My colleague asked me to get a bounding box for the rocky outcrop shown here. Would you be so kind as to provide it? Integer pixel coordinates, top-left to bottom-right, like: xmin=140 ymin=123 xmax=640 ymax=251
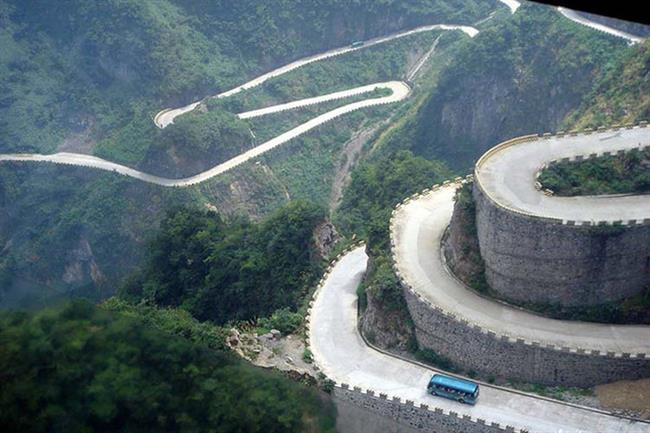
xmin=360 ymin=256 xmax=415 ymax=352
xmin=442 ymin=185 xmax=485 ymax=289
xmin=314 ymin=221 xmax=341 ymax=258
xmin=407 ymin=4 xmax=624 ymax=170
xmin=360 ymin=288 xmax=414 ymax=351
xmin=62 ymin=236 xmax=104 ymax=286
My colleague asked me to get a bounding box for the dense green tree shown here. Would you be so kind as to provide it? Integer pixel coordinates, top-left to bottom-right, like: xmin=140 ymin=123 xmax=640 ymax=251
xmin=336 ymin=150 xmax=451 ymax=253
xmin=336 ymin=150 xmax=451 ymax=315
xmin=0 ymin=301 xmax=337 ymax=433
xmin=125 ymin=201 xmax=325 ymax=323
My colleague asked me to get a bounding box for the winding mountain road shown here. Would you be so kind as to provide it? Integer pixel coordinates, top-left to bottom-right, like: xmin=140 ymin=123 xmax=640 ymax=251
xmin=153 ymin=24 xmax=477 ymax=129
xmin=1 ymin=1 xmax=643 ymax=185
xmin=0 ymin=82 xmax=411 ymax=187
xmin=558 ymin=7 xmax=645 ymax=44
xmin=476 ymin=127 xmax=650 ymax=223
xmin=309 ymin=130 xmax=650 ymax=433
xmin=308 ymin=246 xmax=650 ymax=433
xmin=0 ymin=25 xmax=478 ymax=186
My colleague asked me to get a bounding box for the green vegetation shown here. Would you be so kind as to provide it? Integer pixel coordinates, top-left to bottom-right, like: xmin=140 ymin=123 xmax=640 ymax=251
xmin=337 ymin=150 xmax=451 ymax=249
xmin=215 ymin=31 xmax=439 ymax=114
xmin=0 ymin=300 xmax=337 ymax=432
xmin=448 ymin=182 xmax=490 ymax=294
xmin=120 ymin=201 xmax=325 ymax=324
xmin=336 ymin=150 xmax=451 ymax=346
xmin=564 ymin=41 xmax=650 ymax=128
xmin=102 ymin=297 xmax=230 ymax=350
xmin=375 ymin=2 xmax=630 ymax=170
xmin=539 ymin=148 xmax=650 ymax=196
xmin=508 ymin=381 xmax=595 ymax=401
xmin=0 ymin=163 xmax=196 ymax=308
xmin=0 ymin=0 xmax=493 ymax=159
xmin=246 ymin=88 xmax=392 ymax=144
xmin=521 ymin=285 xmax=650 ymax=325
xmin=0 ymin=0 xmax=477 ymax=305
xmin=415 ymin=348 xmax=460 ymax=373
xmin=303 ymin=348 xmax=314 ymax=364
xmin=257 ymin=308 xmax=304 ymax=335
xmin=448 ymin=184 xmax=650 ymax=324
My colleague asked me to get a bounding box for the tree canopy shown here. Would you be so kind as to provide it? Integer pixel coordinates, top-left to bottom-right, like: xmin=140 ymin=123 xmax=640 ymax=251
xmin=122 ymin=201 xmax=325 ymax=323
xmin=0 ymin=300 xmax=337 ymax=433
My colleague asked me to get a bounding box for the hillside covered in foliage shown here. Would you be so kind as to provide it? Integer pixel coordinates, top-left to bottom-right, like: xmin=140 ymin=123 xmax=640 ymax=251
xmin=120 ymin=201 xmax=325 ymax=324
xmin=0 ymin=0 xmax=496 ymax=307
xmin=377 ymin=2 xmax=632 ymax=170
xmin=0 ymin=301 xmax=337 ymax=432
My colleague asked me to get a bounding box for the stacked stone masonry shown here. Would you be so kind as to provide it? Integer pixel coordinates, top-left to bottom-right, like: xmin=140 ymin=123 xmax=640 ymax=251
xmin=402 ymin=285 xmax=650 ymax=387
xmin=389 ymin=124 xmax=650 ymax=386
xmin=333 ymin=385 xmax=528 ymax=433
xmin=472 ymin=182 xmax=650 ymax=307
xmin=470 ymin=125 xmax=650 ymax=306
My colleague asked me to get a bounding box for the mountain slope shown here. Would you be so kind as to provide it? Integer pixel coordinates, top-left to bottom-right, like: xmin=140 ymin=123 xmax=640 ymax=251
xmin=377 ymin=2 xmax=631 ymax=170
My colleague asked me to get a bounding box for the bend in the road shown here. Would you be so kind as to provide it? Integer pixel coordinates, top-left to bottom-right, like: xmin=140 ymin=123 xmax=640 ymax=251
xmin=153 ymin=24 xmax=478 ymax=129
xmin=308 ymin=245 xmax=650 ymax=433
xmin=475 ymin=126 xmax=650 ymax=223
xmin=557 ymin=7 xmax=645 ymax=44
xmin=0 ymin=82 xmax=410 ymax=187
xmin=391 ymin=179 xmax=650 ymax=354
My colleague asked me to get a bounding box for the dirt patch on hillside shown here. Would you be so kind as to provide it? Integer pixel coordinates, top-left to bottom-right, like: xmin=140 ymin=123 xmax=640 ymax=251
xmin=596 ymin=378 xmax=650 ymax=419
xmin=226 ymin=328 xmax=319 ymax=378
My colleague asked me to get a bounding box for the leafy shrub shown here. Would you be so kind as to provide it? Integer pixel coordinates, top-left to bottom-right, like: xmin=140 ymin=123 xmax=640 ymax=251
xmin=258 ymin=308 xmax=304 ymax=335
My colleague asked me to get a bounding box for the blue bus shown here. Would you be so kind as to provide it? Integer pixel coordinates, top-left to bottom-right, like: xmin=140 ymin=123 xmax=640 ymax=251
xmin=351 ymin=41 xmax=364 ymax=48
xmin=427 ymin=374 xmax=479 ymax=405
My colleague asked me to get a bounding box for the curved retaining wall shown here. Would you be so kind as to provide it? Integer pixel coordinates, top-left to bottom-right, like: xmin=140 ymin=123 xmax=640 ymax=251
xmin=473 ymin=182 xmax=650 ymax=306
xmin=304 ymin=244 xmax=529 ymax=433
xmin=389 ymin=177 xmax=650 ymax=387
xmin=402 ymin=282 xmax=650 ymax=387
xmin=472 ymin=125 xmax=650 ymax=307
xmin=333 ymin=385 xmax=527 ymax=433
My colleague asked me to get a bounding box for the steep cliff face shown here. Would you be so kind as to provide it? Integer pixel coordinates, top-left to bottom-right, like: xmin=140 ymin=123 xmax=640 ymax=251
xmin=359 ymin=256 xmax=415 ymax=352
xmin=398 ymin=3 xmax=629 ymax=169
xmin=441 ymin=184 xmax=485 ymax=291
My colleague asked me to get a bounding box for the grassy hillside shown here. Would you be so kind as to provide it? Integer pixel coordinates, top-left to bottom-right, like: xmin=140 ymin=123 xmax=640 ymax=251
xmin=0 ymin=0 xmax=496 ymax=159
xmin=0 ymin=0 xmax=468 ymax=304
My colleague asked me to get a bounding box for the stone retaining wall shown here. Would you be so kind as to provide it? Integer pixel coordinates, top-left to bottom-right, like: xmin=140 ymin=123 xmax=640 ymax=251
xmin=472 ymin=123 xmax=650 ymax=306
xmin=473 ymin=182 xmax=650 ymax=307
xmin=402 ymin=284 xmax=650 ymax=387
xmin=333 ymin=385 xmax=528 ymax=433
xmin=389 ymin=168 xmax=650 ymax=387
xmin=306 ymin=242 xmax=529 ymax=433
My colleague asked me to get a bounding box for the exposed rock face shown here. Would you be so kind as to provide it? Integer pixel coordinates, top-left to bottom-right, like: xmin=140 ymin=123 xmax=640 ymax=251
xmin=442 ymin=187 xmax=484 ymax=288
xmin=62 ymin=236 xmax=104 ymax=286
xmin=314 ymin=221 xmax=341 ymax=258
xmin=360 ymin=288 xmax=413 ymax=351
xmin=408 ymin=6 xmax=621 ymax=170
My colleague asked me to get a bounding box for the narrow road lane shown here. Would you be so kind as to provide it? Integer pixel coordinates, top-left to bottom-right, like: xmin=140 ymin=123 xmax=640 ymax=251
xmin=392 ymin=182 xmax=650 ymax=353
xmin=309 ymin=246 xmax=650 ymax=433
